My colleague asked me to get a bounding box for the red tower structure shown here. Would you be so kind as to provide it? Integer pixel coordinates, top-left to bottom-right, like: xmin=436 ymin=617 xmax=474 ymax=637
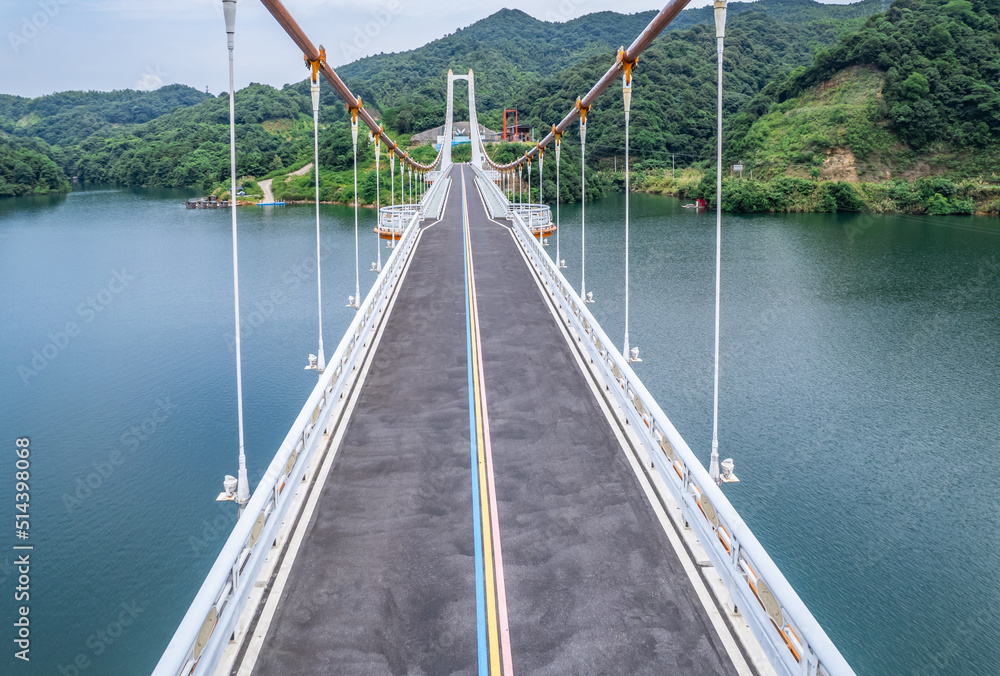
xmin=502 ymin=109 xmax=518 ymax=141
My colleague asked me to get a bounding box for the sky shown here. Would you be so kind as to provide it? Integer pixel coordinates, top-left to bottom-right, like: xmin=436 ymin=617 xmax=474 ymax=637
xmin=0 ymin=0 xmax=856 ymax=99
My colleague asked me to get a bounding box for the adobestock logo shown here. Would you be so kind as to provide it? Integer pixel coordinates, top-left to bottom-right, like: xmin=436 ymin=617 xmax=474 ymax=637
xmin=545 ymin=0 xmax=588 ymax=22
xmin=18 ymin=268 xmax=135 ymax=385
xmin=8 ymin=0 xmax=72 ymax=54
xmin=339 ymin=0 xmax=403 ymax=61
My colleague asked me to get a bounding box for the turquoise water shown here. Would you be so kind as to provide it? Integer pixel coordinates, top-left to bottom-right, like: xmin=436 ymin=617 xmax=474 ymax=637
xmin=547 ymin=192 xmax=1000 ymax=675
xmin=1 ymin=186 xmax=998 ymax=674
xmin=0 ymin=187 xmax=376 ymax=674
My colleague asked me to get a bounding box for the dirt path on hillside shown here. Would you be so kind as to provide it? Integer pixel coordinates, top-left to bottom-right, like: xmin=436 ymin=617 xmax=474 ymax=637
xmin=257 ymin=178 xmax=275 ymax=204
xmin=256 ymin=163 xmax=313 ymax=204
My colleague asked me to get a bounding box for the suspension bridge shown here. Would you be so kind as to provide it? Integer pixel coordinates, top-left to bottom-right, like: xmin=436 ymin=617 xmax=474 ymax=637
xmin=153 ymin=1 xmax=856 ymax=675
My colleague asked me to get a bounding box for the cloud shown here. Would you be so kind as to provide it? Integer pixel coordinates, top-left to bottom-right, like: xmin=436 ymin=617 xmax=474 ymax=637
xmin=79 ymin=0 xmax=216 ymax=15
xmin=4 ymin=0 xmax=851 ymax=98
xmin=134 ymin=69 xmax=165 ymax=91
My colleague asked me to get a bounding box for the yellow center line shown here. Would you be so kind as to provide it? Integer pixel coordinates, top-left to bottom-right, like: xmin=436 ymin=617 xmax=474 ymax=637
xmin=463 ymin=172 xmax=502 ymax=675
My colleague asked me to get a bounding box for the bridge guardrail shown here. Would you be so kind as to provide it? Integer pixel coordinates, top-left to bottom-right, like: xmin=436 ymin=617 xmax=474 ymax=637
xmin=475 ymin=176 xmax=510 ymax=219
xmin=510 ymin=203 xmax=552 ymax=228
xmin=420 ymin=177 xmax=450 ymax=220
xmin=471 ymin=164 xmax=854 ymax=676
xmin=152 ymin=169 xmax=451 ymax=676
xmin=379 ymin=204 xmax=421 ymax=237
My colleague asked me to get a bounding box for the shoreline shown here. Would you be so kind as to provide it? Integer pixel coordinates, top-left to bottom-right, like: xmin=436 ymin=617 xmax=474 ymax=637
xmin=634 ymin=170 xmax=1000 ymax=217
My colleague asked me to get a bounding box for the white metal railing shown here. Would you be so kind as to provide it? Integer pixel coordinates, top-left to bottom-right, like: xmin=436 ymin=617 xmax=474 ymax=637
xmin=475 ymin=177 xmax=509 ymax=219
xmin=511 ymin=203 xmax=552 ymax=228
xmin=151 ymin=172 xmax=453 ymax=676
xmin=378 ymin=204 xmax=421 ymax=237
xmin=471 ymin=164 xmax=854 ymax=676
xmin=420 ymin=177 xmax=450 ymax=220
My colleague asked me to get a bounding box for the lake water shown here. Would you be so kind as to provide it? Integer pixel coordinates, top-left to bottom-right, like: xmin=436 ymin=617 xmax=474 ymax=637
xmin=1 ymin=186 xmax=998 ymax=674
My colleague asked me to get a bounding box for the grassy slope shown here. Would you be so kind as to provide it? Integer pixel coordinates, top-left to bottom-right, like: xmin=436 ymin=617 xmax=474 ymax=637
xmin=640 ymin=0 xmax=1000 ymax=213
xmin=742 ymin=70 xmax=1000 ymax=184
xmin=740 ymin=65 xmax=896 ymax=181
xmin=508 ymin=0 xmax=879 ymax=171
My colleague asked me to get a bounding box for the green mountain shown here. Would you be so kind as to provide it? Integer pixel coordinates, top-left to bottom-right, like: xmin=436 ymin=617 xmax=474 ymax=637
xmin=506 ymin=0 xmax=879 ymax=171
xmin=333 ymin=0 xmax=879 ymax=134
xmin=0 ymin=84 xmax=212 ymax=147
xmin=48 ymin=1 xmax=874 ymax=196
xmin=13 ymin=0 xmax=994 ymax=214
xmin=733 ymin=0 xmax=1000 ymax=173
xmin=0 ymin=137 xmax=70 ymax=196
xmin=0 ymin=84 xmax=213 ymax=194
xmin=66 ymin=84 xmax=312 ymax=187
xmin=702 ymin=0 xmax=1000 ymax=214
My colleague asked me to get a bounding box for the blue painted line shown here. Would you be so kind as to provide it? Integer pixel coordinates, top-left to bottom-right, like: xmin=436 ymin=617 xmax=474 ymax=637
xmin=463 ymin=173 xmax=489 ymax=675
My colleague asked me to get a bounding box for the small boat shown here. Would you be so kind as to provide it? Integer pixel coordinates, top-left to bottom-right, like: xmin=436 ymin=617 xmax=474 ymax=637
xmin=183 ymin=197 xmax=231 ymax=209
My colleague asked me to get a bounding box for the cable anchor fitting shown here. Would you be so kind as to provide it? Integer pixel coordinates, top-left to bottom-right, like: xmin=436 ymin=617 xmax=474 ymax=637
xmin=304 ymin=46 xmax=327 ymax=82
xmin=575 ymin=98 xmax=591 ymax=126
xmin=619 ymin=48 xmax=637 ymax=115
xmin=347 ymin=97 xmax=362 ymax=145
xmin=617 ymin=48 xmax=638 ymax=86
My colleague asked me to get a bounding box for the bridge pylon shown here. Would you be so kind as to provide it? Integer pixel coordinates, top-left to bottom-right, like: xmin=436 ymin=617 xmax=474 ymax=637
xmin=442 ymin=69 xmax=484 ymax=169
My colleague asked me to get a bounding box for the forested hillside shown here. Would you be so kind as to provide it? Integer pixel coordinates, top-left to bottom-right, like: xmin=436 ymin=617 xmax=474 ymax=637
xmin=65 ymin=84 xmax=312 ymax=187
xmin=682 ymin=0 xmax=1000 ymax=213
xmin=7 ymin=0 xmax=997 ymax=215
xmin=336 ymin=0 xmax=878 ymax=135
xmin=0 ymin=137 xmax=70 ymax=196
xmin=0 ymin=84 xmax=212 ymax=194
xmin=0 ymin=84 xmax=211 ymax=147
xmin=332 ymin=8 xmax=658 ymax=132
xmin=764 ymin=0 xmax=1000 ymax=150
xmin=1 ymin=0 xmax=876 ymax=199
xmin=508 ymin=0 xmax=877 ymax=171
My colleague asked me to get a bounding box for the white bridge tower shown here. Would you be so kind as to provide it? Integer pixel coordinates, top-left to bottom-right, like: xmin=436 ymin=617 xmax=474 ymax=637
xmin=442 ymin=69 xmax=484 ymax=168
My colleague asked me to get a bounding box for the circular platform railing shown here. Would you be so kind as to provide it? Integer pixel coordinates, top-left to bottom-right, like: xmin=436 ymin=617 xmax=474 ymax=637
xmin=377 ymin=204 xmax=420 ymax=239
xmin=511 ymin=203 xmax=555 ymax=237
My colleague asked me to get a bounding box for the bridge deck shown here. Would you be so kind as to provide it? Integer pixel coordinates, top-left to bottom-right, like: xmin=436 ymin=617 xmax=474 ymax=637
xmin=244 ymin=165 xmax=740 ymax=675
